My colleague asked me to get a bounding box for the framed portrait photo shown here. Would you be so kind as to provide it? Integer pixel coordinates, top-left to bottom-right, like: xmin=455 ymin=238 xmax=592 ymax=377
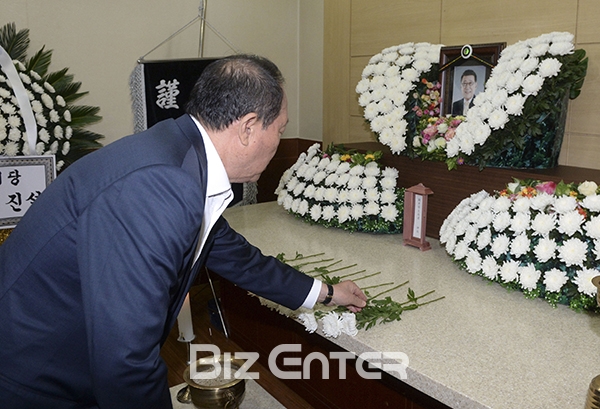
xmin=439 ymin=43 xmax=505 ymax=116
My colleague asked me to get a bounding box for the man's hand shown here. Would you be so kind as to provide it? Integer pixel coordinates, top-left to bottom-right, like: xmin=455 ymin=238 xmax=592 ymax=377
xmin=318 ymin=281 xmax=367 ymax=313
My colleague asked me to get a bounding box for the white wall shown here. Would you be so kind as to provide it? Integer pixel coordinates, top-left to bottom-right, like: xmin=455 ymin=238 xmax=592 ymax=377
xmin=1 ymin=0 xmax=323 ymax=145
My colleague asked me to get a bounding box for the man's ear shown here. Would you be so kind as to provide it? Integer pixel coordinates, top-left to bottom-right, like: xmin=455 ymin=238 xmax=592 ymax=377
xmin=238 ymin=113 xmax=259 ymax=147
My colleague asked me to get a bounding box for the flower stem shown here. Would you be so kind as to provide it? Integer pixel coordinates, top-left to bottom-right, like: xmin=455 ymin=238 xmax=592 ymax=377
xmin=370 ymin=280 xmax=409 ymax=299
xmin=353 ymin=271 xmax=381 ymax=282
xmin=361 ymin=282 xmax=394 ymax=290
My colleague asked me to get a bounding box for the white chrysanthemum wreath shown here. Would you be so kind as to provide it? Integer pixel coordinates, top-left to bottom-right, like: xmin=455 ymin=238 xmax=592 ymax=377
xmin=439 ymin=179 xmax=600 ymax=313
xmin=275 ymin=143 xmax=404 ymax=234
xmin=356 ymin=32 xmax=587 ymax=169
xmin=0 ymin=23 xmax=103 ymax=172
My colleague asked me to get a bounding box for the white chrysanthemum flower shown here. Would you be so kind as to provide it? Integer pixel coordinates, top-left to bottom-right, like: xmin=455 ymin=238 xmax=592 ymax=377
xmin=557 ymin=210 xmax=584 ymax=236
xmin=282 ymin=194 xmax=293 ymax=210
xmin=519 ymin=264 xmax=541 ymax=291
xmin=510 ymin=212 xmax=530 ymax=234
xmin=337 ymin=189 xmax=350 ymax=204
xmin=361 ymin=176 xmax=377 ymax=190
xmin=364 ymin=201 xmax=379 ymax=215
xmin=336 ymin=162 xmax=351 ymax=175
xmin=504 ymin=94 xmax=527 ymax=116
xmin=350 ymin=204 xmax=364 ymax=220
xmin=313 ymin=171 xmax=327 ymax=185
xmin=292 ymin=182 xmax=306 ymax=197
xmin=310 ymin=204 xmax=322 ymax=221
xmin=584 ymin=216 xmax=600 ymax=240
xmin=291 ymin=198 xmax=301 ymax=213
xmin=538 ymin=58 xmax=562 ymax=78
xmin=286 ymin=177 xmax=299 ymax=192
xmin=453 ymin=240 xmax=469 ymax=260
xmin=531 ymin=212 xmax=556 ymax=236
xmin=61 ymin=141 xmax=70 ymax=156
xmin=582 ymin=195 xmax=600 ymax=212
xmin=340 ymin=312 xmax=358 ymax=336
xmin=324 ymin=173 xmax=339 ymax=186
xmin=491 ymin=234 xmax=511 ymax=258
xmin=481 ymin=256 xmax=499 ymax=280
xmin=380 ymin=176 xmax=396 ymax=190
xmin=297 ymin=200 xmax=309 ymax=216
xmin=348 ymin=189 xmax=365 ymax=204
xmin=321 ymin=312 xmax=342 ymax=338
xmin=521 ymin=74 xmax=544 ymax=96
xmin=322 ymin=205 xmax=335 ymax=221
xmin=298 ymin=313 xmax=318 ymax=333
xmin=41 ymin=93 xmax=54 ymax=109
xmin=572 ymin=268 xmax=599 ymax=296
xmin=465 ymin=249 xmax=483 ymax=274
xmin=8 ymin=128 xmax=21 ymax=142
xmin=534 ymin=237 xmax=557 ymax=263
xmin=510 ymin=234 xmax=531 ymax=258
xmin=381 ymin=204 xmax=399 ymax=222
xmin=380 ymin=189 xmax=397 ymax=204
xmin=323 ymin=187 xmax=338 ymax=203
xmin=512 ymin=196 xmax=531 ymax=213
xmin=337 ymin=206 xmax=351 ymax=224
xmin=549 ymin=41 xmax=574 ymax=56
xmin=347 ymin=175 xmax=362 ymax=190
xmin=558 ymin=237 xmax=588 ymax=266
xmin=365 ymin=188 xmax=379 ymax=202
xmin=382 ymin=167 xmax=399 ymax=179
xmin=302 ymin=184 xmax=316 ymax=199
xmin=553 ymin=196 xmax=577 ymax=213
xmin=543 ymin=268 xmax=568 ymax=293
xmin=476 ymin=228 xmax=492 ymax=250
xmin=462 ymin=224 xmax=478 ymax=245
xmin=492 ymin=196 xmax=511 ymax=213
xmin=530 ymin=193 xmax=555 ymax=211
xmin=499 ymin=260 xmax=520 ymax=283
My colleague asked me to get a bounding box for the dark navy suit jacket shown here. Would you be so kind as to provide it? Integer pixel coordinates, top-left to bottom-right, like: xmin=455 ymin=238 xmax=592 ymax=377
xmin=0 ymin=115 xmax=314 ymax=408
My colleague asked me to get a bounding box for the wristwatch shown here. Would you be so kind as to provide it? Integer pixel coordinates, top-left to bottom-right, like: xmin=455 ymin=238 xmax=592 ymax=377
xmin=322 ymin=284 xmax=334 ymax=305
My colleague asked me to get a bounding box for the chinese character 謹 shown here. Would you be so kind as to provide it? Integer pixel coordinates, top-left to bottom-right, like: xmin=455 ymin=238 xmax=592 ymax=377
xmin=155 ymin=79 xmax=181 ymax=110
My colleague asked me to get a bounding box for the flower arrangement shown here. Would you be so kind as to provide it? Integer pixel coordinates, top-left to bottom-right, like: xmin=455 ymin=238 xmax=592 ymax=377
xmin=0 ymin=23 xmax=103 ymax=172
xmin=439 ymin=178 xmax=600 ymax=313
xmin=275 ymin=143 xmax=404 ymax=234
xmin=356 ymin=32 xmax=587 ymax=170
xmin=253 ymin=251 xmax=443 ymax=338
xmin=356 ymin=42 xmax=443 ymax=158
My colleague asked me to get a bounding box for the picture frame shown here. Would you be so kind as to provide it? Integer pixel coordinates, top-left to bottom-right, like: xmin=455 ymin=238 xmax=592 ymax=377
xmin=0 ymin=155 xmax=56 ymax=229
xmin=439 ymin=43 xmax=505 ymax=116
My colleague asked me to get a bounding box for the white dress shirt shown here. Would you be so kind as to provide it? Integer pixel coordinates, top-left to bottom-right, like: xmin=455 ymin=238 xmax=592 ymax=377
xmin=190 ymin=116 xmax=321 ymax=308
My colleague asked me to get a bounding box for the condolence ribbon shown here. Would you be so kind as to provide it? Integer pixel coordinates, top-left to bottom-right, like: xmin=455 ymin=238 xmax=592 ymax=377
xmin=0 ymin=45 xmax=38 ymax=155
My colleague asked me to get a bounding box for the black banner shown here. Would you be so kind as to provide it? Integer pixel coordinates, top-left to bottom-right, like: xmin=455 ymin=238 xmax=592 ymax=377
xmin=142 ymin=58 xmax=219 ymax=128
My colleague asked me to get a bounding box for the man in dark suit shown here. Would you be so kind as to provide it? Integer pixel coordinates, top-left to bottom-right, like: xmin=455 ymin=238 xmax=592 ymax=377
xmin=451 ymin=69 xmax=478 ymax=116
xmin=0 ymin=54 xmax=367 ymax=409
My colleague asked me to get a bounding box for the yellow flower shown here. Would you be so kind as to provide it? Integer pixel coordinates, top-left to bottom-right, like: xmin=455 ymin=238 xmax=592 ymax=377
xmin=365 ymin=154 xmax=375 ymax=161
xmin=340 ymin=154 xmax=352 ymax=162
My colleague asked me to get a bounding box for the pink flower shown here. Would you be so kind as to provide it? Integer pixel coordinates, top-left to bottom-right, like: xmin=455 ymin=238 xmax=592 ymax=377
xmin=535 ymin=181 xmax=556 ymax=195
xmin=445 ymin=128 xmax=456 ymax=141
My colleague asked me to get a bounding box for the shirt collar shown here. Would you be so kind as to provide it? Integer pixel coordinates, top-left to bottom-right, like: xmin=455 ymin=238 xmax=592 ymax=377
xmin=190 ymin=115 xmax=231 ymax=198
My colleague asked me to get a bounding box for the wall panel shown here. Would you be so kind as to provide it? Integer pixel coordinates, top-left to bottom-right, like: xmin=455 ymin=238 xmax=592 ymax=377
xmin=351 ymin=0 xmax=442 ymax=57
xmin=440 ymin=0 xmax=577 ymax=46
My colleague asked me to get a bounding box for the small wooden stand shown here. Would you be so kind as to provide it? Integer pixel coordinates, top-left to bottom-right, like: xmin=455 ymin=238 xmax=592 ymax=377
xmin=403 ymin=183 xmax=433 ymax=251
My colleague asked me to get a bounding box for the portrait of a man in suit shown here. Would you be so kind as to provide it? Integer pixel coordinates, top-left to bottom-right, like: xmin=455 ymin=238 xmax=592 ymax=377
xmin=451 ymin=69 xmax=478 ymax=116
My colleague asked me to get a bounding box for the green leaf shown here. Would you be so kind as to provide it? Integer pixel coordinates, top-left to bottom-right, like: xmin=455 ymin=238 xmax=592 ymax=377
xmin=0 ymin=23 xmax=29 ymax=62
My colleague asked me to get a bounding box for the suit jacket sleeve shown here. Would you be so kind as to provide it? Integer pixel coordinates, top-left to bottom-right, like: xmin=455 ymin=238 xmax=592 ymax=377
xmin=205 ymin=216 xmax=315 ymax=310
xmin=77 ymin=166 xmax=205 ymax=409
